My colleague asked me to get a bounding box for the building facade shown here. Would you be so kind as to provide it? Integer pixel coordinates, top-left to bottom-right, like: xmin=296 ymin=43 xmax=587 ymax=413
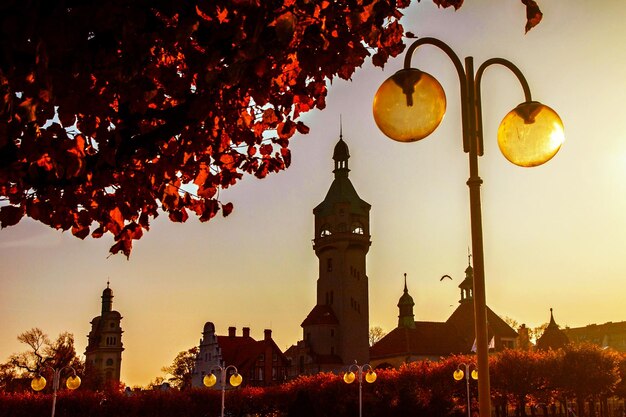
xmin=191 ymin=324 xmax=290 ymax=388
xmin=85 ymin=283 xmax=124 ymax=386
xmin=286 ymin=135 xmax=371 ymax=375
xmin=563 ymin=320 xmax=626 ymax=352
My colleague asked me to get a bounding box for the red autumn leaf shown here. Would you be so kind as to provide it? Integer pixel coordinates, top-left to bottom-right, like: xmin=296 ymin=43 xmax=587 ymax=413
xmin=296 ymin=121 xmax=310 ymax=134
xmin=71 ymin=224 xmax=90 ymax=239
xmin=521 ymin=0 xmax=543 ymax=33
xmin=0 ymin=205 xmax=24 ymax=228
xmin=221 ymin=202 xmax=234 ymax=217
xmin=260 ymin=144 xmax=273 ymax=156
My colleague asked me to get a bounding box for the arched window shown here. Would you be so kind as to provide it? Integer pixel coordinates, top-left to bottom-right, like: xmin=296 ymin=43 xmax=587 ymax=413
xmin=106 ymin=358 xmax=114 ymax=366
xmin=352 ymin=222 xmax=364 ymax=234
xmin=320 ymin=225 xmax=332 ymax=237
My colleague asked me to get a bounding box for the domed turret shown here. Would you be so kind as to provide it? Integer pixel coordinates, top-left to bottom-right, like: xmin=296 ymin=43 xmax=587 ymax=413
xmin=398 ymin=274 xmax=416 ymax=329
xmin=102 ymin=281 xmax=113 ymax=314
xmin=332 ymin=137 xmax=350 ymax=176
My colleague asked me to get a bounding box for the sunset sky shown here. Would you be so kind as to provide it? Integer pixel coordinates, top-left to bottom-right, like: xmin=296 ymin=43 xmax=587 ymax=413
xmin=2 ymin=1 xmax=626 ymax=388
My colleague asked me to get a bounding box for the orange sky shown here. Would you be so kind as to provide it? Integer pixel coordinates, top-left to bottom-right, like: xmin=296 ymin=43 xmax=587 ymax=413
xmin=2 ymin=1 xmax=626 ymax=387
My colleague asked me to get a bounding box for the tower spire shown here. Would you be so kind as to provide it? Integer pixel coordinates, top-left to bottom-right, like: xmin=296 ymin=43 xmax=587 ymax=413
xmin=398 ymin=273 xmax=416 ymax=329
xmin=340 ymin=115 xmax=343 ymax=140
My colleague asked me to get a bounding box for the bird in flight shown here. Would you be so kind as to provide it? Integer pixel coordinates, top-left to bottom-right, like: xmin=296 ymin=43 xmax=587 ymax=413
xmin=440 ymin=274 xmax=452 ymax=281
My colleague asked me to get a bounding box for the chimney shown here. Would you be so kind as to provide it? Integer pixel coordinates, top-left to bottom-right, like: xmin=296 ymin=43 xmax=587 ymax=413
xmin=264 ymin=329 xmax=272 ymax=341
xmin=242 ymin=327 xmax=250 ymax=338
xmin=228 ymin=326 xmax=236 ymax=337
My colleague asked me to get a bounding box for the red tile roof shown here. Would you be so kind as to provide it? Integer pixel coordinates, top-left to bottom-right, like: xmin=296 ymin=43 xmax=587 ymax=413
xmin=370 ymin=322 xmax=465 ymax=358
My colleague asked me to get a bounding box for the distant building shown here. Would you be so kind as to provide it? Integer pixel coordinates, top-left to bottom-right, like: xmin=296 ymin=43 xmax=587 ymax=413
xmin=536 ymin=308 xmax=569 ymax=351
xmin=563 ymin=320 xmax=626 ymax=352
xmin=370 ymin=262 xmax=518 ymax=369
xmin=191 ymin=323 xmax=289 ymax=388
xmin=285 ymin=135 xmax=371 ymax=375
xmin=85 ymin=283 xmax=124 ymax=386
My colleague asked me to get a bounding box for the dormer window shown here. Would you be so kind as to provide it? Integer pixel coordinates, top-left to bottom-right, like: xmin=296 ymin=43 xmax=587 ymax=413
xmin=352 ymin=222 xmax=364 ymax=234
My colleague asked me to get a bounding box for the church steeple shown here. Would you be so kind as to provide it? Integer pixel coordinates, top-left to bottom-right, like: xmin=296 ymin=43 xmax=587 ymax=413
xmin=398 ymin=273 xmax=416 ymax=329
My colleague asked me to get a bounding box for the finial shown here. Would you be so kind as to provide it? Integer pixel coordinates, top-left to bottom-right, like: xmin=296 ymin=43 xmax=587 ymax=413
xmin=467 ymin=247 xmax=472 ymax=266
xmin=339 ymin=115 xmax=343 ymax=140
xmin=107 ymin=279 xmax=110 ymax=288
xmin=403 ymin=273 xmax=408 ymax=292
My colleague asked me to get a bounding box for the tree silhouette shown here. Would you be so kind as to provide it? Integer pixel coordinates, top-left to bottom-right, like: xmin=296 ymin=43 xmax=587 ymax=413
xmin=0 ymin=1 xmax=543 ymax=256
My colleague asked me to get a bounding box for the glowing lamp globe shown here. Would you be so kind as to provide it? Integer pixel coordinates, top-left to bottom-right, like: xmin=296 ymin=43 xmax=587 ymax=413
xmin=229 ymin=373 xmax=243 ymax=387
xmin=471 ymin=369 xmax=478 ymax=380
xmin=66 ymin=375 xmax=81 ymax=390
xmin=203 ymin=374 xmax=217 ymax=387
xmin=365 ymin=370 xmax=377 ymax=383
xmin=497 ymin=101 xmax=564 ymax=167
xmin=453 ymin=369 xmax=464 ymax=381
xmin=31 ymin=375 xmax=47 ymax=391
xmin=343 ymin=371 xmax=356 ymax=384
xmin=373 ymin=68 xmax=446 ymax=142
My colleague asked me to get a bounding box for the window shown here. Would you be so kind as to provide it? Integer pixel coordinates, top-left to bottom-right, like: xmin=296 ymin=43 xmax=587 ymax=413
xmin=259 ymin=354 xmax=265 ymax=362
xmin=327 ymin=258 xmax=333 ymax=272
xmin=110 ymin=322 xmax=115 ymax=328
xmin=320 ymin=225 xmax=332 ymax=237
xmin=338 ymin=223 xmax=347 ymax=232
xmin=352 ymin=222 xmax=364 ymax=234
xmin=330 ymin=346 xmax=335 ymax=355
xmin=330 ymin=329 xmax=334 ymax=337
xmin=273 ymin=353 xmax=278 ymax=362
xmin=106 ymin=358 xmax=114 ymax=366
xmin=272 ymin=367 xmax=277 ymax=380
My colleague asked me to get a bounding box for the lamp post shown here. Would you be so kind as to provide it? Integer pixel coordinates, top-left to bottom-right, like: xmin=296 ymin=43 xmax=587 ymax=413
xmin=31 ymin=365 xmax=81 ymax=417
xmin=203 ymin=364 xmax=243 ymax=417
xmin=454 ymin=363 xmax=479 ymax=417
xmin=373 ymin=36 xmax=564 ymax=417
xmin=343 ymin=361 xmax=377 ymax=417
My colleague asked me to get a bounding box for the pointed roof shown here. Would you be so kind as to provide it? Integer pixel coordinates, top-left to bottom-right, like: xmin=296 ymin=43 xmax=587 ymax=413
xmin=314 ymin=136 xmax=370 ymax=217
xmin=370 ymin=322 xmax=466 ymax=359
xmin=536 ymin=308 xmax=569 ymax=350
xmin=301 ymin=304 xmax=340 ymax=327
xmin=446 ymin=302 xmax=518 ymax=351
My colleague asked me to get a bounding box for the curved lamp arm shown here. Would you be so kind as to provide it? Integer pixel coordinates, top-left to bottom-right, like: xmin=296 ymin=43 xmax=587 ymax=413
xmin=403 ymin=37 xmax=472 ymax=152
xmin=475 ymin=58 xmax=533 ymax=155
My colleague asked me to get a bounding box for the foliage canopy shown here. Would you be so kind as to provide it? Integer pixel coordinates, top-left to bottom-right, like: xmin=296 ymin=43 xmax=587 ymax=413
xmin=0 ymin=0 xmax=542 ymax=256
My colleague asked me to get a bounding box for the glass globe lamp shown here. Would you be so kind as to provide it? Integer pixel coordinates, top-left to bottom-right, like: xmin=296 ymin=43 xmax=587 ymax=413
xmin=229 ymin=373 xmax=243 ymax=387
xmin=31 ymin=375 xmax=47 ymax=391
xmin=66 ymin=375 xmax=81 ymax=390
xmin=203 ymin=373 xmax=217 ymax=387
xmin=453 ymin=369 xmax=464 ymax=381
xmin=497 ymin=101 xmax=564 ymax=167
xmin=365 ymin=370 xmax=377 ymax=383
xmin=471 ymin=369 xmax=478 ymax=380
xmin=373 ymin=68 xmax=446 ymax=143
xmin=343 ymin=371 xmax=356 ymax=384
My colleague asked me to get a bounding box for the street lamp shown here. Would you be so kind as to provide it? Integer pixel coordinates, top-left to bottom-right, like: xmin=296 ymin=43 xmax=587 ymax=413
xmin=373 ymin=36 xmax=564 ymax=417
xmin=31 ymin=365 xmax=81 ymax=417
xmin=343 ymin=361 xmax=377 ymax=417
xmin=203 ymin=364 xmax=243 ymax=417
xmin=454 ymin=363 xmax=479 ymax=417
